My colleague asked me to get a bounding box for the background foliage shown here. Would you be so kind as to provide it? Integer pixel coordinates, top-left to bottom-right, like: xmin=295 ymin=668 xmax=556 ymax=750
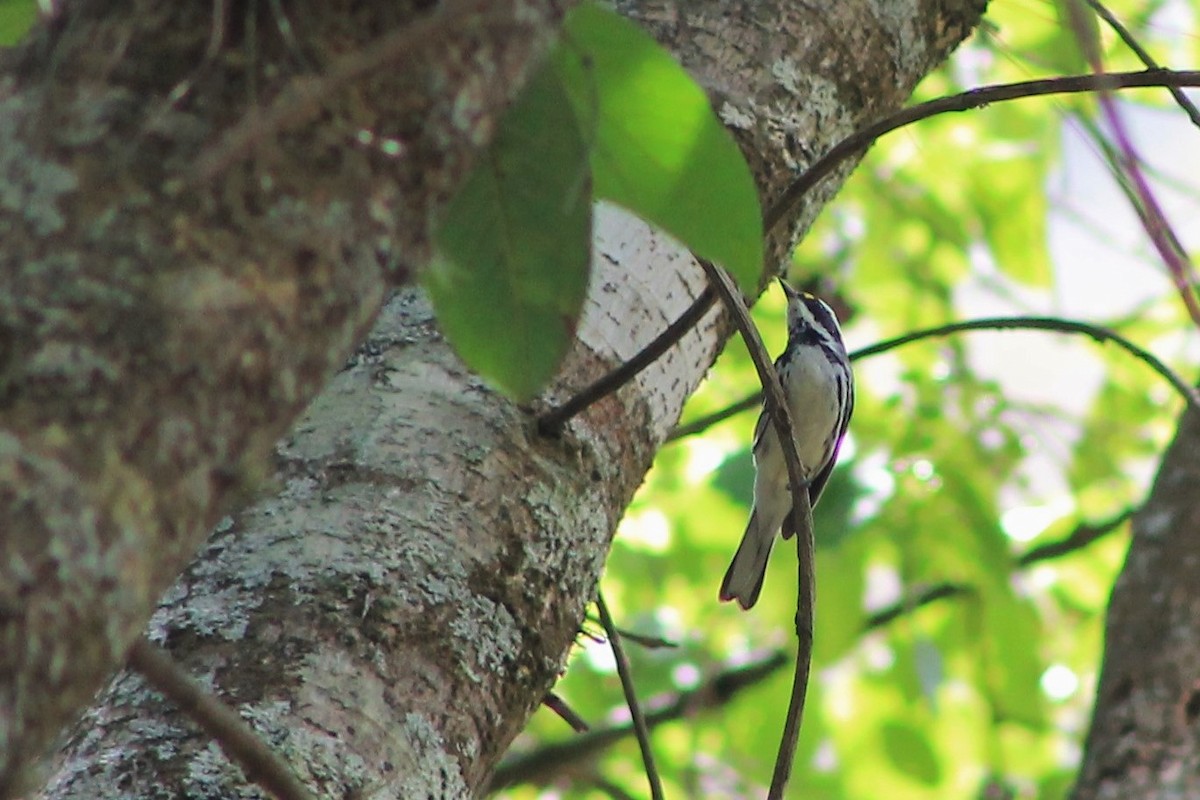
xmin=497 ymin=0 xmax=1200 ymax=797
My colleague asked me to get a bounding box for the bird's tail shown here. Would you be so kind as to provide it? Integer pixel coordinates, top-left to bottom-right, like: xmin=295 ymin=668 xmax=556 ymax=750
xmin=719 ymin=511 xmax=775 ymax=610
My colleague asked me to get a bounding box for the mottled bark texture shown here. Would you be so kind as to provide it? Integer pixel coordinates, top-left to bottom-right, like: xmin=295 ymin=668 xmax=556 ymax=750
xmin=3 ymin=0 xmax=986 ymax=798
xmin=1073 ymin=403 xmax=1200 ymax=800
xmin=0 ymin=0 xmax=564 ymax=794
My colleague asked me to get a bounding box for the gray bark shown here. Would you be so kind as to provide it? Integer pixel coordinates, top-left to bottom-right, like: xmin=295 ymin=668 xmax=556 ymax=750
xmin=1073 ymin=403 xmax=1200 ymax=800
xmin=0 ymin=0 xmax=566 ymax=793
xmin=0 ymin=0 xmax=986 ymax=796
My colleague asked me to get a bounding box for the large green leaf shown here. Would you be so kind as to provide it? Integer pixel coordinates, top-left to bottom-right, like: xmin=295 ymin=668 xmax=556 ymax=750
xmin=425 ymin=68 xmax=591 ymax=401
xmin=553 ymin=2 xmax=763 ymax=292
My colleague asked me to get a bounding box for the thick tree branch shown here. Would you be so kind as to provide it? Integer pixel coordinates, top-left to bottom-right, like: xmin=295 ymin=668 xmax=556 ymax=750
xmin=0 ymin=0 xmax=564 ymax=794
xmin=1074 ymin=406 xmax=1200 ymax=799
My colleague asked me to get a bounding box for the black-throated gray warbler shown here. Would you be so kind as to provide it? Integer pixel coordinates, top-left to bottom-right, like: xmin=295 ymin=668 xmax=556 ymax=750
xmin=719 ymin=281 xmax=854 ymax=610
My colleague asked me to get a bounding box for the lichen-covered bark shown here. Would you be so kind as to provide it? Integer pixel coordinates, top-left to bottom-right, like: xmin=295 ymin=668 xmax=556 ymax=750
xmin=1073 ymin=405 xmax=1200 ymax=800
xmin=0 ymin=0 xmax=564 ymax=795
xmin=9 ymin=0 xmax=985 ymax=797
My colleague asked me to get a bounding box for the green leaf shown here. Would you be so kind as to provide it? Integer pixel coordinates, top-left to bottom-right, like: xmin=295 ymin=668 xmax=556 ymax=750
xmin=972 ymin=147 xmax=1053 ymax=288
xmin=978 ymin=591 xmax=1047 ymax=727
xmin=712 ymin=446 xmax=754 ymax=506
xmin=425 ymin=67 xmax=591 ymax=401
xmin=553 ymin=2 xmax=763 ymax=292
xmin=881 ymin=721 xmax=942 ymax=784
xmin=0 ymin=0 xmax=34 ymax=45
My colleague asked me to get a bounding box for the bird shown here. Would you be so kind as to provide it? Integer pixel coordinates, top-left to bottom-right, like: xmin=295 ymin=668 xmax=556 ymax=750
xmin=719 ymin=280 xmax=854 ymax=610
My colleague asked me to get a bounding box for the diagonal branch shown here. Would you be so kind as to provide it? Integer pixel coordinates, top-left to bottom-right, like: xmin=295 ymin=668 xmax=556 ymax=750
xmin=127 ymin=639 xmax=315 ymax=800
xmin=863 ymin=508 xmax=1134 ymax=631
xmin=1058 ymin=6 xmax=1200 ymax=329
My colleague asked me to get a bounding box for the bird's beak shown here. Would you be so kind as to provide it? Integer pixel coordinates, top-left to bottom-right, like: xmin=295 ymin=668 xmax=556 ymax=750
xmin=777 ymin=277 xmax=799 ymax=300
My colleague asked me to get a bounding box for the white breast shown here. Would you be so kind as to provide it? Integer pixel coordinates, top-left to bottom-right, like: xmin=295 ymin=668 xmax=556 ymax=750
xmin=780 ymin=350 xmax=843 ymax=475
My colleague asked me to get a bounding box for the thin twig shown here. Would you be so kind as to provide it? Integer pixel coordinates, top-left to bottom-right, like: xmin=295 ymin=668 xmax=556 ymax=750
xmin=582 ymin=613 xmax=680 ymax=649
xmin=669 ymin=315 xmax=1200 ymax=442
xmin=1017 ymin=507 xmax=1134 ymax=566
xmin=863 ymin=508 xmax=1133 ymax=631
xmin=1084 ymin=0 xmax=1200 ymax=128
xmin=543 ymin=691 xmax=591 ymax=733
xmin=1060 ymin=7 xmax=1200 ymax=329
xmin=863 ymin=583 xmax=974 ymax=630
xmin=1083 ymin=120 xmax=1199 ymax=328
xmin=539 ymin=289 xmax=717 ymax=436
xmin=595 ymin=591 xmax=664 ymax=800
xmin=695 ymin=258 xmax=815 ymax=800
xmin=127 ymin=637 xmax=316 ymax=800
xmin=851 ymin=317 xmax=1200 ymax=413
xmin=768 ymin=503 xmax=816 ymax=800
xmin=490 ymin=650 xmax=788 ymax=790
xmin=765 ymin=69 xmax=1200 ymax=235
xmin=667 ymin=392 xmax=762 ymax=441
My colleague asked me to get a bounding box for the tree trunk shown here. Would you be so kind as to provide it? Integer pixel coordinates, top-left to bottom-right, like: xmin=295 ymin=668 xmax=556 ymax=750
xmin=1073 ymin=402 xmax=1200 ymax=800
xmin=3 ymin=0 xmax=985 ymax=797
xmin=0 ymin=0 xmax=563 ymax=794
